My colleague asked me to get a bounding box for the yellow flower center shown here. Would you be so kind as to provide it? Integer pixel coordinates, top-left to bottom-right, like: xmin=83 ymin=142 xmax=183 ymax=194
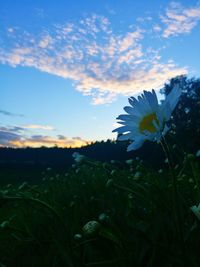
xmin=139 ymin=113 xmax=159 ymax=133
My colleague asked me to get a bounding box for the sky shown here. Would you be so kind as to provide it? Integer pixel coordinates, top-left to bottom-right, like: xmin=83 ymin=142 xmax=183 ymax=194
xmin=0 ymin=0 xmax=200 ymax=148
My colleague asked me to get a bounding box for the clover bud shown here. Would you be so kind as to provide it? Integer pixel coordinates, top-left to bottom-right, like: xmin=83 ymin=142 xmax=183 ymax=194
xmin=106 ymin=179 xmax=114 ymax=188
xmin=110 ymin=170 xmax=116 ymax=176
xmin=74 ymin=234 xmax=82 ymax=241
xmin=82 ymin=220 xmax=100 ymax=236
xmin=126 ymin=159 xmax=133 ymax=165
xmin=134 ymin=172 xmax=141 ymax=179
xmin=0 ymin=221 xmax=9 ymax=229
xmin=196 ymin=150 xmax=200 ymax=158
xmin=172 ymin=144 xmax=177 ymax=149
xmin=175 ymin=164 xmax=179 ymax=170
xmin=18 ymin=182 xmax=29 ymax=191
xmin=98 ymin=213 xmax=109 ymax=224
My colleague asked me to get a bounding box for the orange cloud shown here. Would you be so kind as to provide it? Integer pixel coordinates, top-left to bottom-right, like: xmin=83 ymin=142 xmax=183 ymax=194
xmin=10 ymin=136 xmax=90 ymax=148
xmin=0 ymin=127 xmax=91 ymax=148
xmin=22 ymin=124 xmax=55 ymax=130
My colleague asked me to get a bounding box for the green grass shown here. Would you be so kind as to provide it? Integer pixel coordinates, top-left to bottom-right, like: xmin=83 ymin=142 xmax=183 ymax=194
xmin=0 ymin=155 xmax=200 ymax=267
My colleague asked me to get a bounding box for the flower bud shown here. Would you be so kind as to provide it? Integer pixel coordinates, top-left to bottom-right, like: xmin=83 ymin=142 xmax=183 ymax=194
xmin=126 ymin=159 xmax=133 ymax=165
xmin=98 ymin=213 xmax=109 ymax=224
xmin=74 ymin=234 xmax=82 ymax=241
xmin=0 ymin=221 xmax=9 ymax=229
xmin=82 ymin=221 xmax=100 ymax=236
xmin=106 ymin=179 xmax=114 ymax=188
xmin=18 ymin=182 xmax=29 ymax=191
xmin=196 ymin=150 xmax=200 ymax=157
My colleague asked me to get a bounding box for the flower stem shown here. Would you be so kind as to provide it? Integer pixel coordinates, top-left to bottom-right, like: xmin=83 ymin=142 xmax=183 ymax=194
xmin=160 ymin=138 xmax=187 ymax=264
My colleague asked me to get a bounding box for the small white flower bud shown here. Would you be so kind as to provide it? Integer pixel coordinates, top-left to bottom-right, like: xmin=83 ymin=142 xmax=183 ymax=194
xmin=106 ymin=179 xmax=114 ymax=188
xmin=74 ymin=234 xmax=82 ymax=241
xmin=196 ymin=150 xmax=200 ymax=157
xmin=126 ymin=159 xmax=133 ymax=165
xmin=18 ymin=182 xmax=29 ymax=191
xmin=0 ymin=221 xmax=9 ymax=229
xmin=82 ymin=221 xmax=100 ymax=236
xmin=134 ymin=172 xmax=141 ymax=179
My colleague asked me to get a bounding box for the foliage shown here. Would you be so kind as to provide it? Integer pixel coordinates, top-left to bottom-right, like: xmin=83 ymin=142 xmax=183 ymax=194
xmin=0 ymin=153 xmax=200 ymax=266
xmin=163 ymin=75 xmax=200 ymax=152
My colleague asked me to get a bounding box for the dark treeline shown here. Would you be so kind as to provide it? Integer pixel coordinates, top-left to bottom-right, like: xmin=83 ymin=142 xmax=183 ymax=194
xmin=0 ymin=75 xmax=199 ymax=169
xmin=0 ymin=140 xmax=164 ymax=169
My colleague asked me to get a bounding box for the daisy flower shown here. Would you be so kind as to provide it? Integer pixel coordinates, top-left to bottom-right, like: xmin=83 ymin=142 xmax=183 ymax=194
xmin=113 ymin=86 xmax=181 ymax=151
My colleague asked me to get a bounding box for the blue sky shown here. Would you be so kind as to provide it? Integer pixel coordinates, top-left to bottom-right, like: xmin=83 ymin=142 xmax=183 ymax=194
xmin=0 ymin=0 xmax=200 ymax=147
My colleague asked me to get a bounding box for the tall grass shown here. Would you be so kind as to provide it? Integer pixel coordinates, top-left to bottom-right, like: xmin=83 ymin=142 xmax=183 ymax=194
xmin=0 ymin=152 xmax=200 ymax=266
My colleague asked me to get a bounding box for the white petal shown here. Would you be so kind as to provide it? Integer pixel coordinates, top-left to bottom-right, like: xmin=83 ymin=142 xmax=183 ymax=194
xmin=112 ymin=125 xmax=134 ymax=133
xmin=138 ymin=95 xmax=151 ymax=113
xmin=128 ymin=98 xmax=135 ymax=106
xmin=127 ymin=138 xmax=145 ymax=151
xmin=118 ymin=132 xmax=136 ymax=141
xmin=117 ymin=120 xmax=139 ymax=127
xmin=124 ymin=106 xmax=141 ymax=116
xmin=164 ymin=85 xmax=181 ymax=112
xmin=161 ymin=101 xmax=172 ymax=121
xmin=129 ymin=96 xmax=138 ymax=107
xmin=144 ymin=90 xmax=159 ymax=111
xmin=130 ymin=97 xmax=147 ymax=115
xmin=117 ymin=114 xmax=135 ymax=121
xmin=162 ymin=125 xmax=170 ymax=136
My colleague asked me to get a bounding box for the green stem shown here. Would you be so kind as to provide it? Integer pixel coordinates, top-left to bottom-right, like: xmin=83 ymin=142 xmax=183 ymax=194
xmin=160 ymin=138 xmax=187 ymax=265
xmin=190 ymin=161 xmax=200 ymax=197
xmin=113 ymin=183 xmax=146 ymax=200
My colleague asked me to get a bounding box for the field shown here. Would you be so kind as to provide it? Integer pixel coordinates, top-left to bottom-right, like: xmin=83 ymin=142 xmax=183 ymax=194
xmin=0 ymin=152 xmax=200 ymax=267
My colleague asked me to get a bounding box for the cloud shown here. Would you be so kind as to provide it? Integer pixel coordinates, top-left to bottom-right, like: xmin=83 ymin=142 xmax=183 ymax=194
xmin=0 ymin=14 xmax=187 ymax=104
xmin=8 ymin=28 xmax=14 ymax=33
xmin=0 ymin=126 xmax=24 ymax=132
xmin=0 ymin=126 xmax=90 ymax=148
xmin=152 ymin=25 xmax=162 ymax=32
xmin=22 ymin=124 xmax=55 ymax=130
xmin=0 ymin=109 xmax=24 ymax=117
xmin=11 ymin=135 xmax=89 ymax=148
xmin=38 ymin=35 xmax=53 ymax=48
xmin=0 ymin=130 xmax=22 ymax=146
xmin=119 ymin=29 xmax=143 ymax=52
xmin=161 ymin=2 xmax=200 ymax=38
